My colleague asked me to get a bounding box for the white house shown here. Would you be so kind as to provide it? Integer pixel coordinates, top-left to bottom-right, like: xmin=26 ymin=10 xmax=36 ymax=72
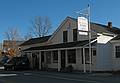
xmin=20 ymin=17 xmax=120 ymax=72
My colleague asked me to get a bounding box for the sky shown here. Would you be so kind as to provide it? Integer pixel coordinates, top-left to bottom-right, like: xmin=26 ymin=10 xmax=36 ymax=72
xmin=0 ymin=0 xmax=120 ymax=42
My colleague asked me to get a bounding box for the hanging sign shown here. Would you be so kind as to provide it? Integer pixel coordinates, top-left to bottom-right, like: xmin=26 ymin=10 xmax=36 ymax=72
xmin=78 ymin=17 xmax=88 ymax=35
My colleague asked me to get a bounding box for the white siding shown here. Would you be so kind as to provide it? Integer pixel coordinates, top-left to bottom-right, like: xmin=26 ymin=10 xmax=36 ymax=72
xmin=96 ymin=34 xmax=114 ymax=71
xmin=49 ymin=17 xmax=89 ymax=44
xmin=96 ymin=42 xmax=112 ymax=71
xmin=111 ymin=42 xmax=120 ymax=71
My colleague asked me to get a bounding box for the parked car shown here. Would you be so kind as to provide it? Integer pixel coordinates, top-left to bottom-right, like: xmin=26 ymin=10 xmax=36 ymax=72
xmin=4 ymin=56 xmax=30 ymax=70
xmin=0 ymin=55 xmax=9 ymax=65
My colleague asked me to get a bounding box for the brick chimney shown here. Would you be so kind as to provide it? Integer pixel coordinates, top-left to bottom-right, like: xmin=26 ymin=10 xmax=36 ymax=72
xmin=108 ymin=22 xmax=112 ymax=28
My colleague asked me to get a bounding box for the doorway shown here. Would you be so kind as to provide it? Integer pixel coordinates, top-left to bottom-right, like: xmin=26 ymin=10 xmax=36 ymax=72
xmin=41 ymin=51 xmax=45 ymax=69
xmin=32 ymin=52 xmax=39 ymax=70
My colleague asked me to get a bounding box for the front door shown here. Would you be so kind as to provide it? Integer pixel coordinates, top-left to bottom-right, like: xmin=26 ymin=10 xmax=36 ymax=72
xmin=32 ymin=52 xmax=39 ymax=70
xmin=61 ymin=50 xmax=66 ymax=69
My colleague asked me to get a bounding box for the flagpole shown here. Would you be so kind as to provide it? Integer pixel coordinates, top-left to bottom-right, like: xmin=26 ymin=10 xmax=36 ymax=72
xmin=88 ymin=4 xmax=92 ymax=73
xmin=77 ymin=4 xmax=91 ymax=73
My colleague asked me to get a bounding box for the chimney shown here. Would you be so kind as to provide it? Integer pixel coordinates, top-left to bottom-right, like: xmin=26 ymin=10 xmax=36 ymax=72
xmin=108 ymin=22 xmax=112 ymax=28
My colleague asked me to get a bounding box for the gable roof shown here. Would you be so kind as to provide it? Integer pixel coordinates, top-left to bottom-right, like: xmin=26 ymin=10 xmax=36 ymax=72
xmin=21 ymin=17 xmax=120 ymax=46
xmin=93 ymin=23 xmax=120 ymax=34
xmin=48 ymin=16 xmax=120 ymax=42
xmin=20 ymin=35 xmax=51 ymax=46
xmin=48 ymin=16 xmax=120 ymax=41
xmin=48 ymin=16 xmax=71 ymax=41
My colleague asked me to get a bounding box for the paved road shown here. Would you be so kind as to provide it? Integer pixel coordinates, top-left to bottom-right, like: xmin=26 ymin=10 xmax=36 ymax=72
xmin=0 ymin=70 xmax=120 ymax=83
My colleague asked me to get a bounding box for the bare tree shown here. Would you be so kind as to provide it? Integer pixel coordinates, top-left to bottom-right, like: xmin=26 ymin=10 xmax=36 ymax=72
xmin=31 ymin=16 xmax=52 ymax=37
xmin=4 ymin=27 xmax=21 ymax=41
xmin=24 ymin=32 xmax=33 ymax=40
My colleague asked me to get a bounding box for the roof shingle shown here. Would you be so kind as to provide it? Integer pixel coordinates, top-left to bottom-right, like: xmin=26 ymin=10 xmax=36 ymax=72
xmin=20 ymin=35 xmax=51 ymax=46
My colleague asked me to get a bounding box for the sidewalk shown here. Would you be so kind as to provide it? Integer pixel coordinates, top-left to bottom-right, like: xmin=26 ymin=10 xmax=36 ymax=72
xmin=29 ymin=70 xmax=113 ymax=77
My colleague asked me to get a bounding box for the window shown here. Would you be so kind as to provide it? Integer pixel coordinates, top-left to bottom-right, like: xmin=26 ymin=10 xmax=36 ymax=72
xmin=52 ymin=50 xmax=58 ymax=63
xmin=41 ymin=51 xmax=44 ymax=62
xmin=85 ymin=48 xmax=90 ymax=64
xmin=63 ymin=31 xmax=68 ymax=42
xmin=67 ymin=49 xmax=76 ymax=63
xmin=46 ymin=51 xmax=51 ymax=64
xmin=73 ymin=29 xmax=77 ymax=41
xmin=92 ymin=49 xmax=96 ymax=56
xmin=81 ymin=48 xmax=92 ymax=64
xmin=115 ymin=46 xmax=120 ymax=58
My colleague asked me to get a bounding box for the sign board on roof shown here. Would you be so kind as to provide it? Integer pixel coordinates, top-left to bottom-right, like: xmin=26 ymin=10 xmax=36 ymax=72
xmin=78 ymin=17 xmax=88 ymax=35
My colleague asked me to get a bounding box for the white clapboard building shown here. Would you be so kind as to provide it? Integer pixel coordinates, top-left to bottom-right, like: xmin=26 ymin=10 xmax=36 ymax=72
xmin=20 ymin=17 xmax=120 ymax=72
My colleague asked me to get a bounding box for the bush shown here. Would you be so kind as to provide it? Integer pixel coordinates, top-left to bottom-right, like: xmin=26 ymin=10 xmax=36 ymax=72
xmin=66 ymin=65 xmax=73 ymax=72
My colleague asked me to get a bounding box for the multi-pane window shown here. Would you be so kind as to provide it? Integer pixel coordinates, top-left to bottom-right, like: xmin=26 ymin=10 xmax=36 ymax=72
xmin=67 ymin=49 xmax=76 ymax=63
xmin=92 ymin=49 xmax=96 ymax=56
xmin=81 ymin=48 xmax=92 ymax=64
xmin=115 ymin=46 xmax=120 ymax=58
xmin=46 ymin=51 xmax=51 ymax=64
xmin=85 ymin=48 xmax=90 ymax=64
xmin=73 ymin=29 xmax=77 ymax=41
xmin=52 ymin=50 xmax=58 ymax=63
xmin=41 ymin=51 xmax=44 ymax=62
xmin=63 ymin=31 xmax=68 ymax=43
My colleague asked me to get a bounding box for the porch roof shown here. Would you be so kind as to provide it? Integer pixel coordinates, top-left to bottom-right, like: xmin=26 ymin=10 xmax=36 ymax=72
xmin=20 ymin=35 xmax=51 ymax=46
xmin=23 ymin=39 xmax=96 ymax=51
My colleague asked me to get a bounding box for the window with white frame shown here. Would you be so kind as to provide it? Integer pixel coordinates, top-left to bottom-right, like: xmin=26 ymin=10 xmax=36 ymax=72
xmin=73 ymin=29 xmax=77 ymax=41
xmin=63 ymin=31 xmax=68 ymax=43
xmin=115 ymin=46 xmax=120 ymax=58
xmin=92 ymin=48 xmax=96 ymax=56
xmin=81 ymin=48 xmax=92 ymax=64
xmin=52 ymin=50 xmax=58 ymax=63
xmin=85 ymin=48 xmax=90 ymax=64
xmin=46 ymin=51 xmax=51 ymax=64
xmin=67 ymin=49 xmax=76 ymax=63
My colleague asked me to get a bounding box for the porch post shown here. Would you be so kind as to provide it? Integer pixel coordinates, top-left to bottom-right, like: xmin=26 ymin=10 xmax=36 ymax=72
xmin=39 ymin=51 xmax=41 ymax=70
xmin=58 ymin=50 xmax=61 ymax=71
xmin=83 ymin=48 xmax=86 ymax=73
xmin=65 ymin=49 xmax=67 ymax=67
